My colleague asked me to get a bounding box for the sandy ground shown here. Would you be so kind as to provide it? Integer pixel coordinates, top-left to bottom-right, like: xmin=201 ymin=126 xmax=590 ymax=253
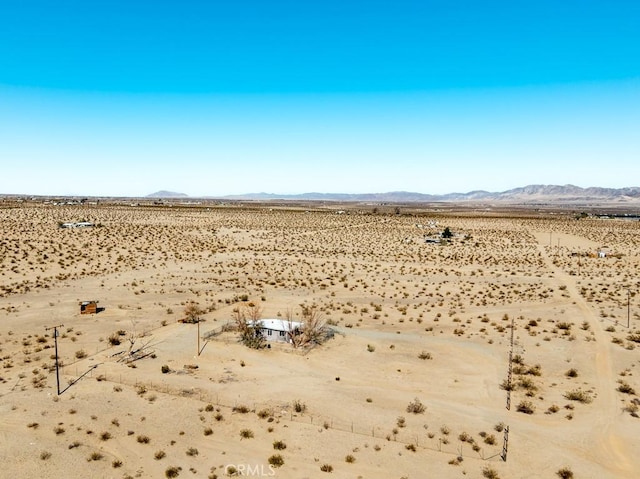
xmin=0 ymin=202 xmax=639 ymax=479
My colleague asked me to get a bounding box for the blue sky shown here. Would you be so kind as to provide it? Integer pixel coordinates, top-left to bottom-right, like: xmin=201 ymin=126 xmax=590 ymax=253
xmin=1 ymin=0 xmax=639 ymax=196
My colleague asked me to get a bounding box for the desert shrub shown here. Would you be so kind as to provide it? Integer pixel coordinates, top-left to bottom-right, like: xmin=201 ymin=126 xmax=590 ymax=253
xmin=500 ymin=379 xmax=513 ymax=391
xmin=516 ymin=400 xmax=535 ymax=414
xmin=345 ymin=454 xmax=356 ymax=463
xmin=161 ymin=365 xmax=170 ymax=374
xmin=556 ymin=467 xmax=574 ymax=479
xmin=484 ymin=434 xmax=496 ymax=445
xmin=165 ymin=466 xmax=181 ymax=478
xmin=405 ymin=443 xmax=417 ymax=452
xmin=627 ymin=333 xmax=640 ymax=343
xmin=518 ymin=377 xmax=537 ymax=390
xmin=99 ymin=431 xmax=112 ymax=441
xmin=112 ymin=460 xmax=123 ymax=468
xmin=154 ymin=450 xmax=166 ymax=460
xmin=273 ymin=440 xmax=287 ymax=450
xmin=239 ymin=429 xmax=254 ymax=439
xmin=257 ymin=408 xmax=271 ymax=419
xmin=624 ymin=401 xmax=639 ymax=417
xmin=205 ymin=404 xmax=214 ymax=412
xmin=268 ymin=454 xmax=285 ymax=468
xmin=406 ymin=397 xmax=426 ymax=414
xmin=396 ymin=416 xmax=406 ymax=428
xmin=565 ymin=368 xmax=578 ymax=378
xmin=88 ymin=451 xmax=104 ymax=461
xmin=526 ymin=364 xmax=542 ymax=376
xmin=108 ymin=333 xmax=121 ymax=346
xmin=186 ymin=447 xmax=198 ymax=456
xmin=137 ymin=435 xmax=150 ymax=444
xmin=564 ymin=389 xmax=593 ymax=403
xmin=617 ymin=381 xmax=636 ymax=395
xmin=367 ymin=344 xmax=375 ymax=352
xmin=418 ymin=351 xmax=432 ymax=360
xmin=232 ymin=404 xmax=250 ymax=414
xmin=204 ymin=427 xmax=213 ymax=436
xmin=483 ymin=466 xmax=500 ymax=479
xmin=293 ymin=400 xmax=306 ymax=413
xmin=40 ymin=451 xmax=52 ymax=460
xmin=320 ymin=464 xmax=333 ymax=472
xmin=75 ymin=349 xmax=87 ymax=359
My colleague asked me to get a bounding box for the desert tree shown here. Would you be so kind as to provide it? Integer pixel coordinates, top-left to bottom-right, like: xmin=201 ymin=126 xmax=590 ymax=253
xmin=286 ymin=304 xmax=329 ymax=348
xmin=233 ymin=304 xmax=265 ymax=349
xmin=183 ymin=301 xmax=204 ymax=324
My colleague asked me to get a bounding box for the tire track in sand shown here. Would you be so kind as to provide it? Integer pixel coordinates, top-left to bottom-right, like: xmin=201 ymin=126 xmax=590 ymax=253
xmin=534 ymin=234 xmax=634 ymax=476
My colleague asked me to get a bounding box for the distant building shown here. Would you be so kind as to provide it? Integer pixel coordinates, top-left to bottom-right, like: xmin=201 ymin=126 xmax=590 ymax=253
xmin=249 ymin=319 xmax=303 ymax=343
xmin=60 ymin=221 xmax=94 ymax=229
xmin=80 ymin=301 xmax=99 ymax=314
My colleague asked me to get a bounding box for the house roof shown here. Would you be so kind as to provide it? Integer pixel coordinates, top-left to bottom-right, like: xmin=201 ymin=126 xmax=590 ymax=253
xmin=249 ymin=319 xmax=302 ymax=332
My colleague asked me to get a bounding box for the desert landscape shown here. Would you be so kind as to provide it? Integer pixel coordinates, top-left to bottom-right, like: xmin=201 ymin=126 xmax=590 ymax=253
xmin=0 ymin=199 xmax=639 ymax=479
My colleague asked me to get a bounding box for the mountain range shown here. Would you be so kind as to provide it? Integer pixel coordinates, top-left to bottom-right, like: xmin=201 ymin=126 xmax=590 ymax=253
xmin=147 ymin=185 xmax=640 ymax=203
xmin=220 ymin=185 xmax=640 ymax=203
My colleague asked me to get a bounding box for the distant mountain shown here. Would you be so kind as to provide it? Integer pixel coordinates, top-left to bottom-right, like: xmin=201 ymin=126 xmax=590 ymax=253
xmin=224 ymin=185 xmax=640 ymax=203
xmin=147 ymin=190 xmax=188 ymax=198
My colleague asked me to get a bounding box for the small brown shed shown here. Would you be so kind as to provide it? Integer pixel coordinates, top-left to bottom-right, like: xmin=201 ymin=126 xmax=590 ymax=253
xmin=80 ymin=301 xmax=99 ymax=314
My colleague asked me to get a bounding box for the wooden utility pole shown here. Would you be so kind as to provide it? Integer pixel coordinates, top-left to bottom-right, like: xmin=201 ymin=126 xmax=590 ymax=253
xmin=628 ymin=289 xmax=631 ymax=329
xmin=45 ymin=324 xmax=64 ymax=395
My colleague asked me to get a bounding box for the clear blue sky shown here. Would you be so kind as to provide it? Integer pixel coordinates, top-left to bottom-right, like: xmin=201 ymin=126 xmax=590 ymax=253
xmin=1 ymin=0 xmax=639 ymax=196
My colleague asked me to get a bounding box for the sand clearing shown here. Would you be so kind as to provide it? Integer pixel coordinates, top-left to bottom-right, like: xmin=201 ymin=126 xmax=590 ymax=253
xmin=1 ymin=201 xmax=639 ymax=478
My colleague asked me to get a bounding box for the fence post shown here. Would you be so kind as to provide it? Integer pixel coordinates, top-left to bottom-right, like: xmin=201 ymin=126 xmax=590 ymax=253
xmin=501 ymin=425 xmax=509 ymax=461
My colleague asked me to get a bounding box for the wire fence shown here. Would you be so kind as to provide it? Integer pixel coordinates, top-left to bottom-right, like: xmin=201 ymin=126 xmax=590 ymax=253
xmin=60 ymin=366 xmax=504 ymax=462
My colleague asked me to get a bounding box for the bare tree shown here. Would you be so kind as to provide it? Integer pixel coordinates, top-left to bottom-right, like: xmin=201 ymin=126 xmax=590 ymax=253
xmin=285 ymin=308 xmax=303 ymax=348
xmin=300 ymin=304 xmax=328 ymax=346
xmin=286 ymin=305 xmax=329 ymax=348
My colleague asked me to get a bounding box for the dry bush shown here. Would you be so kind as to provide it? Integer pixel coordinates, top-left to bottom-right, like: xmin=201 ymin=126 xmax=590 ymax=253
xmin=273 ymin=440 xmax=287 ymax=450
xmin=556 ymin=467 xmax=574 ymax=479
xmin=516 ymin=400 xmax=535 ymax=414
xmin=182 ymin=302 xmax=204 ymax=324
xmin=564 ymin=389 xmax=593 ymax=404
xmin=165 ymin=466 xmax=181 ymax=478
xmin=269 ymin=454 xmax=285 ymax=468
xmin=418 ymin=351 xmax=432 ymax=360
xmin=617 ymin=381 xmax=636 ymax=395
xmin=406 ymin=397 xmax=426 ymax=414
xmin=186 ymin=447 xmax=199 ymax=456
xmin=483 ymin=466 xmax=500 ymax=479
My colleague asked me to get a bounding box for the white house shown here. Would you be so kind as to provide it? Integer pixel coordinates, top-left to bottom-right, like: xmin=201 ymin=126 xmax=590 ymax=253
xmin=249 ymin=319 xmax=303 ymax=343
